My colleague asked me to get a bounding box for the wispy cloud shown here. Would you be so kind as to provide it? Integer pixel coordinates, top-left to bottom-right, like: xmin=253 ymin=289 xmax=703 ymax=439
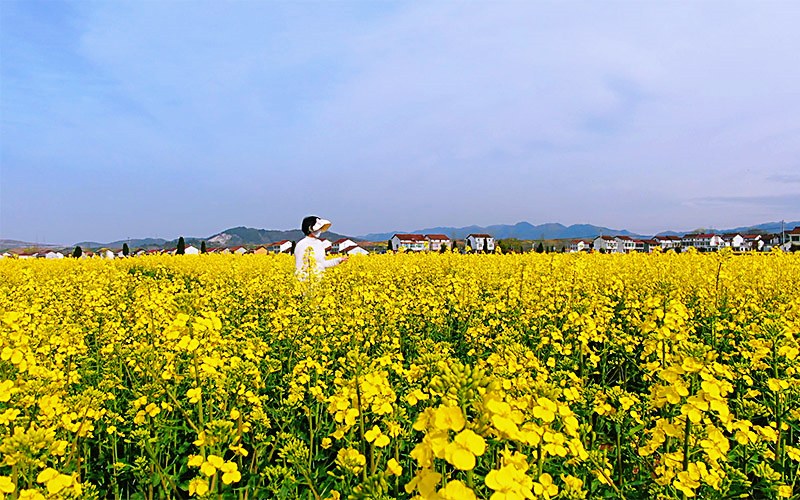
xmin=767 ymin=174 xmax=800 ymax=184
xmin=692 ymin=194 xmax=800 ymax=209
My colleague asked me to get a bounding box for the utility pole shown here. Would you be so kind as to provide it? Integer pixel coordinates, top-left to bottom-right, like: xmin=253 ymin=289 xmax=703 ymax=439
xmin=781 ymin=220 xmax=785 ymax=244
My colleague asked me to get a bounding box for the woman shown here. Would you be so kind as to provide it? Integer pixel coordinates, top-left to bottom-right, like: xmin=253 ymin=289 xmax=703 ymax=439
xmin=294 ymin=216 xmax=348 ymax=279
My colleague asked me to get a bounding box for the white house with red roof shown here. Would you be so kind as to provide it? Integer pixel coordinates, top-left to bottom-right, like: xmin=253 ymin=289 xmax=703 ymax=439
xmin=332 ymin=238 xmax=358 ymax=253
xmin=466 ymin=234 xmax=495 ymax=252
xmin=267 ymin=240 xmax=292 ymax=254
xmin=340 ymin=244 xmax=369 ymax=256
xmin=593 ymin=235 xmax=620 ymax=253
xmin=721 ymin=233 xmax=744 ymax=250
xmin=654 ymin=235 xmax=682 ymax=250
xmin=740 ymin=234 xmax=764 ymax=252
xmin=616 ymin=236 xmax=640 ymax=253
xmin=425 ymin=234 xmax=452 ymax=252
xmin=787 ymin=226 xmax=800 ymax=251
xmin=569 ymin=239 xmax=592 ymax=252
xmin=681 ymin=233 xmax=724 ymax=251
xmin=230 ymin=246 xmax=248 ymax=255
xmin=390 ymin=234 xmax=428 ymax=251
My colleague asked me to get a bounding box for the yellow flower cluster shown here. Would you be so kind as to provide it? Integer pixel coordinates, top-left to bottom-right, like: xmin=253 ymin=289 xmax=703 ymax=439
xmin=0 ymin=250 xmax=798 ymax=498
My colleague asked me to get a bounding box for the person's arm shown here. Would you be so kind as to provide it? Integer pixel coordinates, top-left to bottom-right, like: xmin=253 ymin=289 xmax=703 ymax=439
xmin=321 ymin=255 xmax=347 ymax=268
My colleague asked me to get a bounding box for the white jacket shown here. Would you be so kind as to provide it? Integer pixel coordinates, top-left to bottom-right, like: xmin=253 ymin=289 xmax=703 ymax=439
xmin=294 ymin=236 xmax=343 ymax=279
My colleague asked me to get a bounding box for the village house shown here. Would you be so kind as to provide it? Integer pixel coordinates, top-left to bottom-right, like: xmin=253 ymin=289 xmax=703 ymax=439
xmin=425 ymin=234 xmax=452 ymax=252
xmin=569 ymin=239 xmax=592 ymax=252
xmin=721 ymin=233 xmax=744 ymax=251
xmin=740 ymin=234 xmax=764 ymax=252
xmin=391 ymin=234 xmax=429 ymax=252
xmin=183 ymin=245 xmax=200 ymax=255
xmin=788 ymin=226 xmax=800 ymax=251
xmin=230 ymin=246 xmax=248 ymax=255
xmin=654 ymin=235 xmax=682 ymax=250
xmin=616 ymin=236 xmax=643 ymax=253
xmin=252 ymin=246 xmax=268 ymax=255
xmin=332 ymin=238 xmax=358 ymax=253
xmin=35 ymin=250 xmax=64 ymax=259
xmin=592 ymin=235 xmax=620 ymax=253
xmin=339 ymin=244 xmax=369 ymax=256
xmin=466 ymin=234 xmax=495 ymax=252
xmin=267 ymin=240 xmax=292 ymax=254
xmin=762 ymin=233 xmax=784 ymax=251
xmin=681 ymin=233 xmax=724 ymax=252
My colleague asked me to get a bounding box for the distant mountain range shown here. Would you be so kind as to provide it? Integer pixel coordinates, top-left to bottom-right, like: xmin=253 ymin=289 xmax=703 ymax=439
xmin=2 ymin=220 xmax=797 ymax=251
xmin=359 ymin=220 xmax=800 ymax=242
xmin=361 ymin=222 xmax=644 ymax=241
xmin=70 ymin=226 xmax=355 ymax=250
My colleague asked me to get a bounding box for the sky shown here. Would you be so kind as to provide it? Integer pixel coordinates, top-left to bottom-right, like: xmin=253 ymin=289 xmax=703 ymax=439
xmin=1 ymin=1 xmax=799 ymax=244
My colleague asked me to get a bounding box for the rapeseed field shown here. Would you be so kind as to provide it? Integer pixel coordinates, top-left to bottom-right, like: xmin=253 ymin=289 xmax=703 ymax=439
xmin=1 ymin=250 xmax=798 ymax=499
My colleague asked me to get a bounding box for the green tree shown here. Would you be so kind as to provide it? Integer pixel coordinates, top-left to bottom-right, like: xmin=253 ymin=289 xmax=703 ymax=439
xmin=201 ymin=241 xmax=207 ymax=254
xmin=536 ymin=241 xmax=544 ymax=253
xmin=177 ymin=236 xmax=186 ymax=255
xmin=72 ymin=246 xmax=82 ymax=258
xmin=122 ymin=243 xmax=130 ymax=256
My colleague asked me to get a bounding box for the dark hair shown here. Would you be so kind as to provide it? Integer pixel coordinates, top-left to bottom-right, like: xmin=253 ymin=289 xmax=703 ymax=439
xmin=302 ymin=216 xmax=320 ymax=236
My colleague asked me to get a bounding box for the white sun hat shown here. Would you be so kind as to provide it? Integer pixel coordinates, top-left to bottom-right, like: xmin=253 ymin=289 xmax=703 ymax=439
xmin=312 ymin=218 xmax=332 ymax=233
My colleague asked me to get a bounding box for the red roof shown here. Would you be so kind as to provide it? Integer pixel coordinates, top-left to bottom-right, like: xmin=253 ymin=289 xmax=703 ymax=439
xmin=333 ymin=238 xmax=352 ymax=244
xmin=269 ymin=240 xmax=290 ymax=246
xmin=598 ymin=235 xmax=616 ymax=241
xmin=394 ymin=234 xmax=427 ymax=241
xmin=789 ymin=226 xmax=800 ymax=234
xmin=467 ymin=234 xmax=493 ymax=238
xmin=425 ymin=234 xmax=450 ymax=240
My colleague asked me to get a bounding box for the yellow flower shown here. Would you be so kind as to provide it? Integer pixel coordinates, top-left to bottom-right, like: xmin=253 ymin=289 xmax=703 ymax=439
xmin=0 ymin=476 xmax=14 ymax=494
xmin=220 ymin=462 xmax=241 ymax=484
xmin=0 ymin=380 xmax=14 ymax=403
xmin=444 ymin=429 xmax=486 ymax=470
xmin=485 ymin=464 xmax=534 ymax=499
xmin=200 ymin=455 xmax=224 ymax=476
xmin=321 ymin=437 xmax=332 ymax=449
xmin=18 ymin=490 xmax=46 ymax=500
xmin=405 ymin=469 xmax=442 ymax=497
xmin=364 ymin=425 xmax=390 ymax=447
xmin=188 ymin=454 xmax=204 ymax=467
xmin=533 ymin=473 xmax=558 ymax=500
xmin=532 ymin=397 xmax=557 ymax=423
xmin=387 ymin=458 xmax=402 ymax=476
xmin=336 ymin=448 xmax=366 ymax=475
xmin=189 ymin=478 xmax=209 ymax=496
xmin=432 ymin=406 xmax=466 ymax=432
xmin=36 ymin=469 xmax=74 ymax=496
xmin=439 ymin=479 xmax=477 ymax=500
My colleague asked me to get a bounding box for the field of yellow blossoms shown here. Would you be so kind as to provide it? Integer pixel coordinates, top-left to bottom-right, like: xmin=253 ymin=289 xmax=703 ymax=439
xmin=1 ymin=249 xmax=799 ymax=499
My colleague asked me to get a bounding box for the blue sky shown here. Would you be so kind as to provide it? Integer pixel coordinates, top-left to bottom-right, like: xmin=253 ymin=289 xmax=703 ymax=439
xmin=2 ymin=1 xmax=799 ymax=244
